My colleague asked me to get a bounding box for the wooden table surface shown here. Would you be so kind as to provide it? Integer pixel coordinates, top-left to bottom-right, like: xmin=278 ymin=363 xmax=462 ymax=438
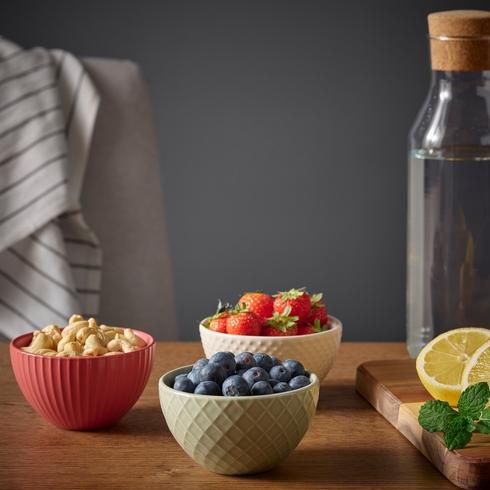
xmin=0 ymin=342 xmax=457 ymax=489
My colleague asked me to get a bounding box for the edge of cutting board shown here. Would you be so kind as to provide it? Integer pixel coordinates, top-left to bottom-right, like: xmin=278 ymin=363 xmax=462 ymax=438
xmin=355 ymin=359 xmax=490 ymax=490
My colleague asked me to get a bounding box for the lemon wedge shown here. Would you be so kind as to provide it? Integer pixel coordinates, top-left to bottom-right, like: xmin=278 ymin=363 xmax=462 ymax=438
xmin=416 ymin=328 xmax=490 ymax=406
xmin=462 ymin=339 xmax=490 ymax=389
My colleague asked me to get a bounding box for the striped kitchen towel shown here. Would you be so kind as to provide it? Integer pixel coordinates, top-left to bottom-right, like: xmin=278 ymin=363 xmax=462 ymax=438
xmin=0 ymin=38 xmax=101 ymax=338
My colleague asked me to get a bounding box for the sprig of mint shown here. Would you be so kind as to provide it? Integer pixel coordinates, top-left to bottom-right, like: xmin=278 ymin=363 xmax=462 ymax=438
xmin=418 ymin=381 xmax=490 ymax=450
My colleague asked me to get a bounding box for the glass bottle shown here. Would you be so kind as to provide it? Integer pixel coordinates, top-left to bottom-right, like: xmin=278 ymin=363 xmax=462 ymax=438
xmin=407 ymin=10 xmax=490 ymax=357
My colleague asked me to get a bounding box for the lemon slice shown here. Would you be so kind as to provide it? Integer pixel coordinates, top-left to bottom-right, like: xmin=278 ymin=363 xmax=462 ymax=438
xmin=462 ymin=339 xmax=490 ymax=389
xmin=416 ymin=328 xmax=490 ymax=406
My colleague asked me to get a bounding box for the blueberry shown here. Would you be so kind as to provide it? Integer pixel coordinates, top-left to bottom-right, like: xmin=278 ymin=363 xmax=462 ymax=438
xmin=250 ymin=381 xmax=273 ymax=396
xmin=269 ymin=379 xmax=279 ymax=388
xmin=270 ymin=355 xmax=281 ymax=367
xmin=289 ymin=375 xmax=311 ymax=390
xmin=235 ymin=352 xmax=257 ymax=370
xmin=174 ymin=373 xmax=188 ymax=382
xmin=236 ymin=368 xmax=249 ymax=376
xmin=173 ymin=377 xmax=195 ymax=393
xmin=253 ymin=353 xmax=274 ymax=371
xmin=269 ymin=365 xmax=292 ymax=383
xmin=193 ymin=358 xmax=209 ymax=370
xmin=199 ymin=362 xmax=227 ymax=385
xmin=273 ymin=382 xmax=292 ymax=393
xmin=282 ymin=359 xmax=305 ymax=378
xmin=209 ymin=352 xmax=236 ymax=376
xmin=194 ymin=381 xmax=221 ymax=396
xmin=222 ymin=375 xmax=250 ymax=396
xmin=242 ymin=367 xmax=269 ymax=388
xmin=187 ymin=368 xmax=202 ymax=385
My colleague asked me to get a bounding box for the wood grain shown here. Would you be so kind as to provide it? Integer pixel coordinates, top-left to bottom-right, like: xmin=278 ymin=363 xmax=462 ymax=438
xmin=356 ymin=359 xmax=490 ymax=490
xmin=0 ymin=342 xmax=459 ymax=489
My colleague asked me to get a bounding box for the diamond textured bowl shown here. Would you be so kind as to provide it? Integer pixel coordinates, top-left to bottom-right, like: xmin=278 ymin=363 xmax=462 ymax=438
xmin=10 ymin=329 xmax=155 ymax=430
xmin=199 ymin=315 xmax=342 ymax=382
xmin=159 ymin=365 xmax=319 ymax=475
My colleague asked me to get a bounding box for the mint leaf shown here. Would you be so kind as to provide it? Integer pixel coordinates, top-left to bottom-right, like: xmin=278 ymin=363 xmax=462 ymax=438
xmin=418 ymin=382 xmax=490 ymax=450
xmin=476 ymin=407 xmax=490 ymax=435
xmin=458 ymin=382 xmax=490 ymax=419
xmin=443 ymin=416 xmax=475 ymax=450
xmin=419 ymin=400 xmax=458 ymax=432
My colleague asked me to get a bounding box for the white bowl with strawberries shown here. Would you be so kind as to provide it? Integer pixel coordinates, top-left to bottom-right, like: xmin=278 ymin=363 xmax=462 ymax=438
xmin=199 ymin=288 xmax=342 ymax=382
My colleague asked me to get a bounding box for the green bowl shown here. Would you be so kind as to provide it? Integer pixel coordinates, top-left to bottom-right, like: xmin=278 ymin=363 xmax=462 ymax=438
xmin=159 ymin=365 xmax=320 ymax=475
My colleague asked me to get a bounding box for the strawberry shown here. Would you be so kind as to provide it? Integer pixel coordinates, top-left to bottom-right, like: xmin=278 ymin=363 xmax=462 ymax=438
xmin=209 ymin=315 xmax=228 ymax=333
xmin=238 ymin=292 xmax=273 ymax=320
xmin=262 ymin=306 xmax=299 ymax=336
xmin=207 ymin=299 xmax=233 ymax=333
xmin=273 ymin=288 xmax=311 ymax=324
xmin=226 ymin=311 xmax=262 ymax=336
xmin=306 ymin=293 xmax=329 ymax=326
xmin=298 ymin=319 xmax=324 ymax=335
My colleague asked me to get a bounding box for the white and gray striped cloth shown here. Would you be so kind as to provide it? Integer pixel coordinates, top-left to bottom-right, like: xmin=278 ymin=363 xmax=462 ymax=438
xmin=0 ymin=38 xmax=101 ymax=338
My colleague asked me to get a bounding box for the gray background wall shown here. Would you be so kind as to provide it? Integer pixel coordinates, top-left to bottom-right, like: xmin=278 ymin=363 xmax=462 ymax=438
xmin=1 ymin=0 xmax=487 ymax=341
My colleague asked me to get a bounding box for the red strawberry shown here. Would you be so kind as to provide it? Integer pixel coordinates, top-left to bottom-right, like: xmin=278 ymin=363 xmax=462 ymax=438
xmin=226 ymin=311 xmax=262 ymax=336
xmin=209 ymin=314 xmax=228 ymax=333
xmin=207 ymin=299 xmax=233 ymax=333
xmin=273 ymin=288 xmax=311 ymax=323
xmin=306 ymin=293 xmax=329 ymax=326
xmin=262 ymin=306 xmax=299 ymax=336
xmin=298 ymin=319 xmax=324 ymax=335
xmin=238 ymin=292 xmax=273 ymax=320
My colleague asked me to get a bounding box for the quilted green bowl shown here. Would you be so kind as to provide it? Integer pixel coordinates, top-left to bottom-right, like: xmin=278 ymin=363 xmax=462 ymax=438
xmin=159 ymin=366 xmax=320 ymax=475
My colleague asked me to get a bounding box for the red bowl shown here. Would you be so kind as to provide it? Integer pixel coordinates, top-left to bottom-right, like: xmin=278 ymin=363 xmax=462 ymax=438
xmin=10 ymin=329 xmax=155 ymax=430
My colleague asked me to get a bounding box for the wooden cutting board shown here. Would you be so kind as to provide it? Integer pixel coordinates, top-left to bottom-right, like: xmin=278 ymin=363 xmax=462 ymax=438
xmin=355 ymin=359 xmax=490 ymax=490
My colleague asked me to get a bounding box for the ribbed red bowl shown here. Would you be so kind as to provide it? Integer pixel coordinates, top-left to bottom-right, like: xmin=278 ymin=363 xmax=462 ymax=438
xmin=10 ymin=329 xmax=155 ymax=430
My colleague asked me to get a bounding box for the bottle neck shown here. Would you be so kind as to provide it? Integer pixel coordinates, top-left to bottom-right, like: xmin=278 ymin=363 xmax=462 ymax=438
xmin=410 ymin=70 xmax=490 ymax=158
xmin=429 ymin=70 xmax=490 ymax=88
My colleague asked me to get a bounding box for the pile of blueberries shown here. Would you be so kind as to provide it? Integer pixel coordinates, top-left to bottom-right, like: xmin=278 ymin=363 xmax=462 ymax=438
xmin=172 ymin=351 xmax=311 ymax=396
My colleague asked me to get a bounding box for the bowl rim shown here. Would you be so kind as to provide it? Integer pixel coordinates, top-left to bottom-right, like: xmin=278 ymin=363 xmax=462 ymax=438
xmin=159 ymin=364 xmax=319 ymax=401
xmin=199 ymin=314 xmax=342 ymax=340
xmin=10 ymin=327 xmax=155 ymax=360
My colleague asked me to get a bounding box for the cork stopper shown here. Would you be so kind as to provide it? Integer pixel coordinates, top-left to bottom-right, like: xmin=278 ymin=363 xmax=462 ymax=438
xmin=428 ymin=10 xmax=490 ymax=71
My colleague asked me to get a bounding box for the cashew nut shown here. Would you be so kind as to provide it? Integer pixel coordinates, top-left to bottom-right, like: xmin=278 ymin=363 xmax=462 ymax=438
xmin=76 ymin=326 xmax=99 ymax=344
xmin=41 ymin=324 xmax=62 ymax=344
xmin=32 ymin=348 xmax=57 ymax=356
xmin=61 ymin=320 xmax=88 ymax=338
xmin=69 ymin=314 xmax=84 ymax=324
xmin=61 ymin=341 xmax=84 ymax=356
xmin=107 ymin=338 xmax=135 ymax=353
xmin=57 ymin=332 xmax=76 ymax=352
xmin=83 ymin=334 xmax=108 ymax=356
xmin=22 ymin=315 xmax=145 ymax=357
xmin=22 ymin=332 xmax=55 ymax=353
xmin=124 ymin=328 xmax=146 ymax=347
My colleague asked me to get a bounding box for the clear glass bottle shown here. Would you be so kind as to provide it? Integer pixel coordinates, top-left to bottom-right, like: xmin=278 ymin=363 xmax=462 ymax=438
xmin=407 ymin=11 xmax=490 ymax=357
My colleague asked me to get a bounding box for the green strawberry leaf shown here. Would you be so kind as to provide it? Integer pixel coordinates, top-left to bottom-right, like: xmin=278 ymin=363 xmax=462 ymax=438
xmin=278 ymin=287 xmax=306 ymax=301
xmin=458 ymin=382 xmax=490 ymax=419
xmin=266 ymin=307 xmax=298 ymax=331
xmin=215 ymin=299 xmax=233 ymax=314
xmin=443 ymin=415 xmax=475 ymax=450
xmin=310 ymin=293 xmax=323 ymax=305
xmin=312 ymin=318 xmax=323 ymax=332
xmin=418 ymin=400 xmax=458 ymax=432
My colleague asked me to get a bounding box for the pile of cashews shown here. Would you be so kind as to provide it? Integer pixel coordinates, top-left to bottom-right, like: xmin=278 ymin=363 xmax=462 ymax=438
xmin=22 ymin=314 xmax=146 ymax=357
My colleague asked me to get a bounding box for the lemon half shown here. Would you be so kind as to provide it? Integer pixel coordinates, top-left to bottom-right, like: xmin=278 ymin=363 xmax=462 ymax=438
xmin=416 ymin=328 xmax=490 ymax=406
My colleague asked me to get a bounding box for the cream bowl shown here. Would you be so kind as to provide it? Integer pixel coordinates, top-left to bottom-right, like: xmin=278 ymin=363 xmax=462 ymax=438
xmin=199 ymin=315 xmax=342 ymax=382
xmin=159 ymin=365 xmax=320 ymax=475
